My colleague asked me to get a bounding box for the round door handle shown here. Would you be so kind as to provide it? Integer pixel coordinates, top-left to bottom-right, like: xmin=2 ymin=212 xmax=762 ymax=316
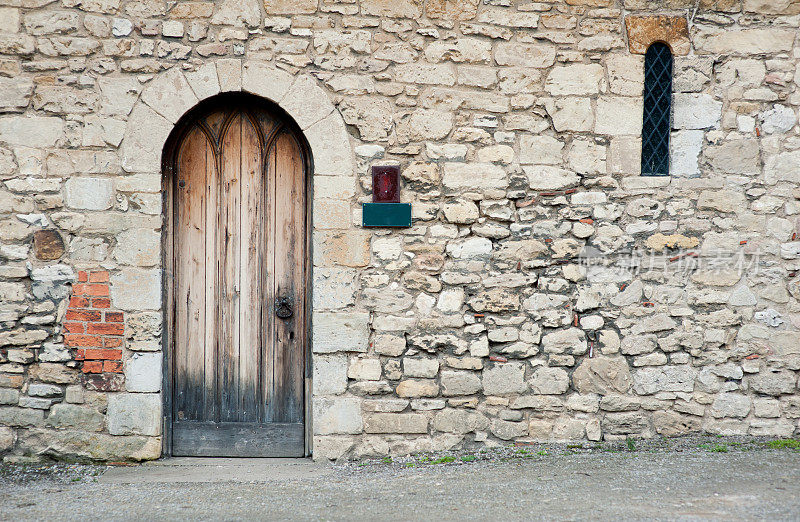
xmin=275 ymin=296 xmax=293 ymax=319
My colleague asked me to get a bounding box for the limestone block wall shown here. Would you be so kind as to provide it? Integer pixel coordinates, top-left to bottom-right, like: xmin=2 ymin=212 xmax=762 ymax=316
xmin=0 ymin=0 xmax=799 ymax=461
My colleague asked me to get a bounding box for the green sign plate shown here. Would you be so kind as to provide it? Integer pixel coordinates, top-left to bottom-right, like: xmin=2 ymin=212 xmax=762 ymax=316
xmin=362 ymin=202 xmax=412 ymax=228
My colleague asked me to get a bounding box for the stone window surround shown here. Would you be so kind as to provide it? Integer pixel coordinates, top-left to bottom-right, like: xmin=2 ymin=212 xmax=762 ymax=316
xmin=119 ymin=58 xmax=357 ymax=456
xmin=624 ymin=15 xmax=691 ymax=57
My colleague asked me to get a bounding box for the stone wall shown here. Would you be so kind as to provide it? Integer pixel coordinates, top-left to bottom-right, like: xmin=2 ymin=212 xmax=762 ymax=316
xmin=0 ymin=0 xmax=799 ymax=462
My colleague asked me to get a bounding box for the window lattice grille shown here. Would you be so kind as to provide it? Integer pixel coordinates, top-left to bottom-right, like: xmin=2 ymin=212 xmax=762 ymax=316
xmin=641 ymin=43 xmax=673 ymax=176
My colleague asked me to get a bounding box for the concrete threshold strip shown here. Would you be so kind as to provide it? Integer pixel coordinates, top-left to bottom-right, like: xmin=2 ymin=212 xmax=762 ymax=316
xmin=100 ymin=458 xmax=334 ymax=484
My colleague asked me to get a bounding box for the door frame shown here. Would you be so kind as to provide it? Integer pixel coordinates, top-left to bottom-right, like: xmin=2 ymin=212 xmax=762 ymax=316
xmin=160 ymin=93 xmax=314 ymax=457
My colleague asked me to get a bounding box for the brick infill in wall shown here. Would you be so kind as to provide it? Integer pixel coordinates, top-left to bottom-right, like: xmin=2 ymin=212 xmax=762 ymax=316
xmin=63 ymin=270 xmax=125 ymax=375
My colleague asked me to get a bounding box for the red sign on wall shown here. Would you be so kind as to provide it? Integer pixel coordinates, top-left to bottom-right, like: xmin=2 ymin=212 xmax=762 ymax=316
xmin=372 ymin=165 xmax=400 ymax=203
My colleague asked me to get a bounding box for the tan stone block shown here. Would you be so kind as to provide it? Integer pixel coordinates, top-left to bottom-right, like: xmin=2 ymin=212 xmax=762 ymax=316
xmin=426 ymin=0 xmax=480 ymax=20
xmin=47 ymin=150 xmax=120 ymax=175
xmin=433 ymin=408 xmax=488 ymax=434
xmin=494 ymin=42 xmax=556 ymax=68
xmin=24 ymin=10 xmax=80 ymax=35
xmin=644 ymin=233 xmax=699 ymax=252
xmin=339 ymin=97 xmax=393 ymax=142
xmin=545 ymin=64 xmax=605 ymax=95
xmin=314 ymin=199 xmax=351 ymax=229
xmin=694 ymin=27 xmax=796 ymax=55
xmin=476 ymin=6 xmax=538 ymax=27
xmin=697 ymin=189 xmax=747 ymax=213
xmin=442 ymin=162 xmax=507 ymax=192
xmin=595 ymin=96 xmax=643 ymax=136
xmin=312 ymin=435 xmax=354 ymax=460
xmin=38 ymin=36 xmax=101 ymax=57
xmin=609 ymin=136 xmax=641 ymax=176
xmin=0 ymin=8 xmax=19 ymax=33
xmin=0 ymin=77 xmax=32 ymax=112
xmin=114 ymin=229 xmax=160 ymax=267
xmin=623 ymin=0 xmax=738 ymax=10
xmin=394 ymin=63 xmax=456 ymax=86
xmin=396 ymin=379 xmax=439 ymax=398
xmin=546 ymin=98 xmax=593 ymax=133
xmin=0 ymin=33 xmax=35 ymax=55
xmin=312 ymin=312 xmax=369 ymax=353
xmin=264 ymin=0 xmax=317 ymax=14
xmin=743 ymin=0 xmax=800 ymax=14
xmin=520 ymin=135 xmax=563 ymax=165
xmin=210 ymin=0 xmax=261 ymax=26
xmin=364 ymin=413 xmax=427 ymax=434
xmin=361 ymin=0 xmax=423 ymax=18
xmin=424 ymin=38 xmax=492 ymax=64
xmin=566 ymin=0 xmax=612 ymax=5
xmin=348 ymin=357 xmax=381 ymax=381
xmin=606 ymin=55 xmax=644 ymax=96
xmin=314 ymin=176 xmax=356 ymax=200
xmin=0 ymin=116 xmax=63 ymax=148
xmin=625 ymin=15 xmax=689 ymax=55
xmin=573 ymin=357 xmax=632 ymax=395
xmin=395 ymin=109 xmax=453 ymax=142
xmin=169 ymin=1 xmax=214 ymax=18
xmin=374 ymin=334 xmax=406 ymax=357
xmin=110 ymin=268 xmax=162 ymax=311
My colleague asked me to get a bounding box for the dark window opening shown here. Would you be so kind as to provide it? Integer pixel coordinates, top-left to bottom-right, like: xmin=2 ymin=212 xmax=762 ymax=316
xmin=641 ymin=42 xmax=673 ymax=176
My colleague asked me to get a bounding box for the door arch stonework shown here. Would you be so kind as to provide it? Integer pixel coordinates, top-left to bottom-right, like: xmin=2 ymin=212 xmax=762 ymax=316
xmin=117 ymin=59 xmax=359 ymax=458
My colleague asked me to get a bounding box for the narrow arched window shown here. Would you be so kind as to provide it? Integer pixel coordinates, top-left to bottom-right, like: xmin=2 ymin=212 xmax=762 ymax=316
xmin=641 ymin=42 xmax=673 ymax=176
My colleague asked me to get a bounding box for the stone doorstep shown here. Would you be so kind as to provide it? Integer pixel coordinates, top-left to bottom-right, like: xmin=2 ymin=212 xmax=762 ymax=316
xmin=99 ymin=457 xmax=332 ymax=484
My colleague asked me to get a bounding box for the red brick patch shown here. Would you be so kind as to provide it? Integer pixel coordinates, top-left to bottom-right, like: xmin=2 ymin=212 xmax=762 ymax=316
xmin=65 ymin=270 xmax=125 ymax=375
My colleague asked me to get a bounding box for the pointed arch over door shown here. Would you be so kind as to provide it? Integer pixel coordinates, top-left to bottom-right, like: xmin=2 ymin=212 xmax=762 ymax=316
xmin=163 ymin=93 xmax=310 ymax=457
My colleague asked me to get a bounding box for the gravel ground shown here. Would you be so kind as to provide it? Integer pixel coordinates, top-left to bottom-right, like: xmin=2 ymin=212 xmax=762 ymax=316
xmin=2 ymin=436 xmax=799 ymax=521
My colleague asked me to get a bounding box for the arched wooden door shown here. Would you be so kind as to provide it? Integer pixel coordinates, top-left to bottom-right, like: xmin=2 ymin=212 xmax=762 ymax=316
xmin=166 ymin=96 xmax=308 ymax=457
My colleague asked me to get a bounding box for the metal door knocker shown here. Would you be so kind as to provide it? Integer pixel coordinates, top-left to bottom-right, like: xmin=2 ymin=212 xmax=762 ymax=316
xmin=275 ymin=296 xmax=293 ymax=319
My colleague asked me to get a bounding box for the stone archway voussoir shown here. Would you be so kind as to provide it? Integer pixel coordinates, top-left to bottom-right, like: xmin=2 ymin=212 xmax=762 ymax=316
xmin=305 ymin=111 xmax=355 ymax=177
xmin=280 ymin=75 xmax=336 ymax=131
xmin=216 ymin=58 xmax=242 ymax=92
xmin=242 ymin=61 xmax=294 ymax=103
xmin=184 ymin=62 xmax=222 ymax=102
xmin=140 ymin=67 xmax=199 ymax=124
xmin=121 ymin=102 xmax=173 ymax=173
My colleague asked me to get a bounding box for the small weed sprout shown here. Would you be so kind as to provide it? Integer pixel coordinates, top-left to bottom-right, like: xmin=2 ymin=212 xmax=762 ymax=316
xmin=766 ymin=439 xmax=800 ymax=450
xmin=431 ymin=456 xmax=455 ymax=465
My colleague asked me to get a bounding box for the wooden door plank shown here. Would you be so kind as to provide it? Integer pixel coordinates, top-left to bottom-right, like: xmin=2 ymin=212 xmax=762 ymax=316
xmin=203 ymin=130 xmax=219 ymax=423
xmin=264 ymin=132 xmax=277 ymax=423
xmin=257 ymin=113 xmax=279 ymax=425
xmin=238 ymin=114 xmax=263 ymax=423
xmin=219 ymin=113 xmax=242 ymax=422
xmin=174 ymin=126 xmax=208 ymax=422
xmin=271 ymin=130 xmax=305 ymax=424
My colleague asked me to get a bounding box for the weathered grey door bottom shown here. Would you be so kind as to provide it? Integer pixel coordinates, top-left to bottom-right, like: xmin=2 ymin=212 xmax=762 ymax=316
xmin=172 ymin=422 xmax=305 ymax=457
